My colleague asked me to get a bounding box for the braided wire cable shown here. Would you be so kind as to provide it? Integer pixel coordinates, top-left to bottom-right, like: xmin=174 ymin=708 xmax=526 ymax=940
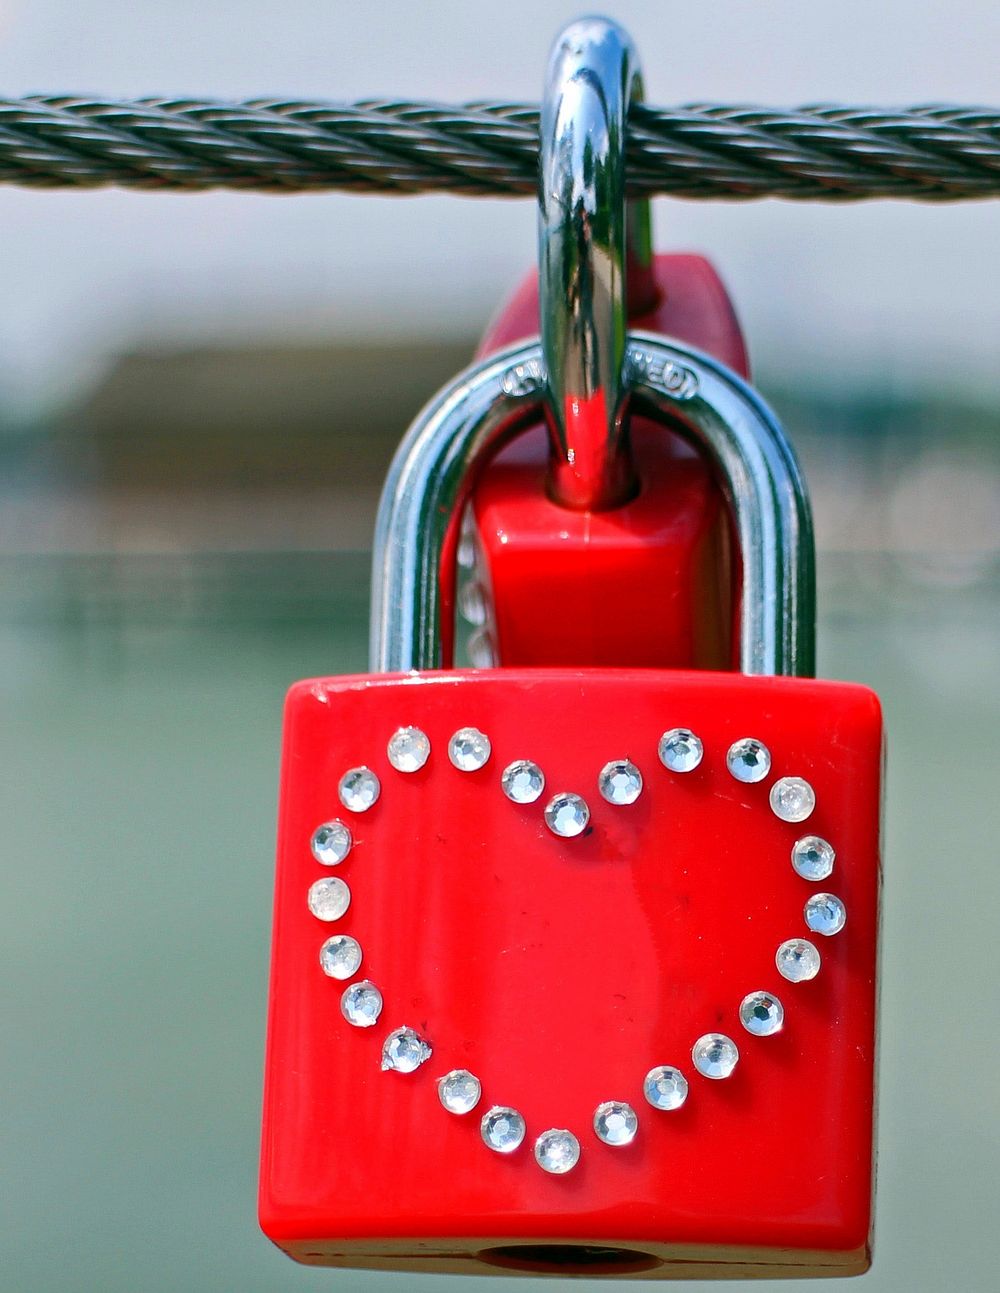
xmin=0 ymin=96 xmax=999 ymax=198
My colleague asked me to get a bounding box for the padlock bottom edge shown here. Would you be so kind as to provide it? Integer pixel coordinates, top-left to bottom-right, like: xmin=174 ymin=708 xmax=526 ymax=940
xmin=267 ymin=1235 xmax=871 ymax=1279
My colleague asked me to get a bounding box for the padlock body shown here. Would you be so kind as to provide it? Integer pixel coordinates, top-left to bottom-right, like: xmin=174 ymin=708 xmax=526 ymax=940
xmin=261 ymin=668 xmax=881 ymax=1278
xmin=460 ymin=254 xmax=746 ymax=669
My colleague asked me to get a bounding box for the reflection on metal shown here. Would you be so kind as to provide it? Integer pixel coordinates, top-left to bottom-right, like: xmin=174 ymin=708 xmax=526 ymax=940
xmin=538 ymin=17 xmax=653 ymax=510
xmin=370 ymin=333 xmax=815 ymax=678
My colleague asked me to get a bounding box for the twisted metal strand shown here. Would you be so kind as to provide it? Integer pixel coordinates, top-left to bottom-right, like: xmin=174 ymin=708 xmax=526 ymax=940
xmin=0 ymin=96 xmax=999 ymax=198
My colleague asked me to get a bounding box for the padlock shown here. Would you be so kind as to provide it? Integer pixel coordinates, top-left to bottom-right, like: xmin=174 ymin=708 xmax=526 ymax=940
xmin=259 ymin=18 xmax=880 ymax=1281
xmin=259 ymin=341 xmax=880 ymax=1276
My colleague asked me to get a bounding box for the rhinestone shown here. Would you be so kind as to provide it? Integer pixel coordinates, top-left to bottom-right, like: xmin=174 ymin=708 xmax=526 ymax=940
xmin=481 ymin=1105 xmax=526 ymax=1153
xmin=319 ymin=934 xmax=363 ymax=979
xmin=311 ymin=820 xmax=351 ymax=865
xmin=501 ymin=759 xmax=545 ymax=804
xmin=598 ymin=759 xmax=643 ymax=805
xmin=776 ymin=938 xmax=821 ymax=982
xmin=739 ymin=991 xmax=785 ymax=1036
xmin=381 ymin=1026 xmax=432 ymax=1072
xmin=534 ymin=1129 xmax=580 ymax=1174
xmin=726 ymin=738 xmax=771 ymax=783
xmin=544 ymin=792 xmax=590 ymax=838
xmin=307 ymin=876 xmax=351 ymax=922
xmin=438 ymin=1069 xmax=482 ymax=1114
xmin=593 ymin=1100 xmax=638 ymax=1145
xmin=448 ymin=727 xmax=491 ymax=771
xmin=658 ymin=728 xmax=703 ymax=773
xmin=458 ymin=580 xmax=488 ymax=626
xmin=692 ymin=1033 xmax=739 ymax=1079
xmin=387 ymin=726 xmax=430 ymax=773
xmin=340 ymin=979 xmax=383 ymax=1027
xmin=770 ymin=776 xmax=816 ymax=822
xmin=643 ymin=1066 xmax=689 ymax=1111
xmin=467 ymin=630 xmax=496 ymax=669
xmin=804 ymin=892 xmax=847 ymax=936
xmin=791 ymin=835 xmax=835 ymax=881
xmin=339 ymin=766 xmax=380 ymax=812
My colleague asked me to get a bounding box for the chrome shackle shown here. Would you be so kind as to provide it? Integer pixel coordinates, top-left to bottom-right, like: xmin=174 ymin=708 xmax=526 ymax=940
xmin=538 ymin=17 xmax=654 ymax=510
xmin=370 ymin=335 xmax=815 ymax=678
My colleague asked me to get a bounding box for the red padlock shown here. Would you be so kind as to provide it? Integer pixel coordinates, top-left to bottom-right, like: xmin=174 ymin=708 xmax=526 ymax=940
xmin=260 ymin=17 xmax=879 ymax=1279
xmin=259 ymin=330 xmax=880 ymax=1278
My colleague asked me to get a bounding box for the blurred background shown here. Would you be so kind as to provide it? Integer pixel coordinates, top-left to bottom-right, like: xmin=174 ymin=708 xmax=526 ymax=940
xmin=0 ymin=2 xmax=998 ymax=1291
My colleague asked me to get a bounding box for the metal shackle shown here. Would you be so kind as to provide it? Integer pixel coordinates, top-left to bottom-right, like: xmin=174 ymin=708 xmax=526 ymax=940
xmin=538 ymin=16 xmax=654 ymax=511
xmin=370 ymin=333 xmax=816 ymax=678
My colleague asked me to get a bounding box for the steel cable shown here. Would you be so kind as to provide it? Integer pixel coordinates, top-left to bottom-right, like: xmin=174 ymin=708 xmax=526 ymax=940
xmin=0 ymin=97 xmax=999 ymax=198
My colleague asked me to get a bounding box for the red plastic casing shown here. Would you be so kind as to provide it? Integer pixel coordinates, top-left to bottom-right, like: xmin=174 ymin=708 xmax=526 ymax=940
xmin=459 ymin=255 xmax=749 ymax=670
xmin=260 ymin=668 xmax=881 ymax=1278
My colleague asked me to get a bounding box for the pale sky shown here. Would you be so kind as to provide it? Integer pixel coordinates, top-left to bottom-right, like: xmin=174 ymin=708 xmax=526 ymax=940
xmin=0 ymin=0 xmax=998 ymax=413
